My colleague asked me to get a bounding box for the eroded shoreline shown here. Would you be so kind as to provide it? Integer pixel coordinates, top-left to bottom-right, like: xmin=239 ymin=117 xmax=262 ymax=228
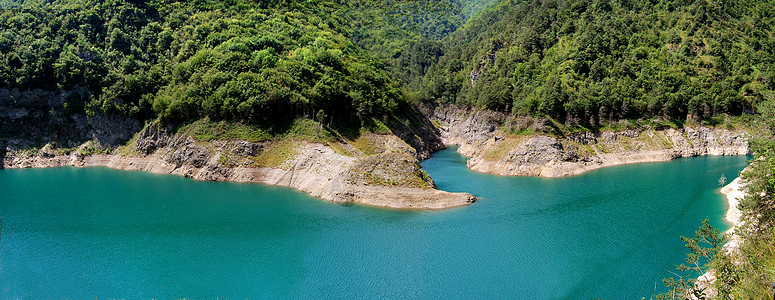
xmin=429 ymin=104 xmax=750 ymax=177
xmin=2 ymin=128 xmax=476 ymax=210
xmin=693 ymin=170 xmax=748 ymax=297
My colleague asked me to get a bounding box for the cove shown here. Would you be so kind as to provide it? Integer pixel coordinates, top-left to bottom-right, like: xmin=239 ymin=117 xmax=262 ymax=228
xmin=0 ymin=148 xmax=748 ymax=299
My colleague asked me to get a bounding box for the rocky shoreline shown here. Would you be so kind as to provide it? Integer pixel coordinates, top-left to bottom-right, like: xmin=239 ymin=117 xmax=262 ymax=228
xmin=721 ymin=175 xmax=746 ymax=238
xmin=694 ymin=172 xmax=748 ymax=297
xmin=0 ymin=89 xmax=476 ymax=210
xmin=1 ymin=90 xmax=749 ymax=210
xmin=2 ymin=125 xmax=476 ymax=210
xmin=428 ymin=104 xmax=750 ymax=177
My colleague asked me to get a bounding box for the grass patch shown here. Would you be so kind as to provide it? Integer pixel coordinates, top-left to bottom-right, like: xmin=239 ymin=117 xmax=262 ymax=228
xmin=596 ymin=119 xmax=639 ymax=132
xmin=641 ymin=117 xmax=684 ymax=130
xmin=561 ymin=141 xmax=597 ymax=158
xmin=178 ymin=117 xmax=271 ymax=143
xmin=360 ymin=170 xmax=433 ymax=189
xmin=349 ymin=135 xmax=379 ymax=156
xmin=118 ymin=131 xmax=142 ymax=156
xmin=284 ymin=118 xmax=337 ymax=143
xmin=18 ymin=147 xmax=38 ymax=157
xmin=327 ymin=141 xmax=357 ymax=157
xmin=501 ymin=126 xmax=539 ymax=136
xmin=702 ymin=114 xmax=755 ymax=131
xmin=179 ymin=117 xmax=349 ymax=145
xmin=251 ymin=139 xmax=301 ymax=169
xmin=55 ymin=147 xmax=76 ymax=155
xmin=172 ymin=117 xmax=408 ymax=162
xmin=538 ymin=115 xmax=752 ymax=136
xmin=482 ymin=137 xmax=525 ymax=161
xmin=601 ymin=131 xmax=674 ymax=152
xmin=656 ymin=133 xmax=674 ymax=148
xmin=348 ymin=152 xmax=434 ymax=189
xmin=77 ymin=141 xmax=113 ymax=156
xmin=631 ymin=131 xmax=673 ymax=149
xmin=593 ymin=144 xmax=607 ymax=153
xmin=217 ymin=152 xmax=236 ymax=167
xmin=361 ymin=117 xmax=392 ymax=135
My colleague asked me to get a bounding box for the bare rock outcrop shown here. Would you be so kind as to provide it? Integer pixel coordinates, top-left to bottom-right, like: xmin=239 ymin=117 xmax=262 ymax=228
xmin=428 ymin=105 xmax=750 ymax=177
xmin=428 ymin=104 xmax=504 ymax=156
xmin=0 ymin=89 xmax=141 ymax=151
xmin=387 ymin=109 xmax=447 ymax=159
xmin=1 ymin=88 xmax=470 ymax=209
xmin=3 ymin=125 xmax=475 ymax=210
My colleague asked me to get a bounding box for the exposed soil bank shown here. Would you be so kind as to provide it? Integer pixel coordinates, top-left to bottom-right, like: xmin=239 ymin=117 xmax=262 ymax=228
xmin=1 ymin=89 xmax=474 ymax=210
xmin=427 ymin=104 xmax=750 ymax=177
xmin=3 ymin=125 xmax=475 ymax=210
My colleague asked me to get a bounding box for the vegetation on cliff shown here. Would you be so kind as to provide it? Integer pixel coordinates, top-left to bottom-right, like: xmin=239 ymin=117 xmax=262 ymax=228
xmin=420 ymin=0 xmax=775 ymax=128
xmin=703 ymin=99 xmax=775 ymax=298
xmin=7 ymin=0 xmax=771 ymax=135
xmin=2 ymin=0 xmax=775 ymax=295
xmin=351 ymin=0 xmax=465 ymax=92
xmin=661 ymin=100 xmax=775 ymax=298
xmin=0 ymin=0 xmax=415 ymax=129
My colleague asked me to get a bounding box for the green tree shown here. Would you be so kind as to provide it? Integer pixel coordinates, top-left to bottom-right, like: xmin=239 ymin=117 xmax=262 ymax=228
xmin=660 ymin=219 xmax=727 ymax=299
xmin=315 ymin=109 xmax=327 ymax=133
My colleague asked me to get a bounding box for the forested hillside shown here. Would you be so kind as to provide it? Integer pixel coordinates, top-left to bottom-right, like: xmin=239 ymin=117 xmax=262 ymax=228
xmin=7 ymin=0 xmax=774 ymax=130
xmin=0 ymin=0 xmax=417 ymax=129
xmin=3 ymin=0 xmax=775 ymax=297
xmin=421 ymin=0 xmax=775 ymax=127
xmin=350 ymin=0 xmax=465 ymax=92
xmin=461 ymin=0 xmax=499 ymax=17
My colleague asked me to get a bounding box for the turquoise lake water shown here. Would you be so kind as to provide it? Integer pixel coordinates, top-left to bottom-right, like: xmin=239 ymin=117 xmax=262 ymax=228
xmin=0 ymin=148 xmax=749 ymax=298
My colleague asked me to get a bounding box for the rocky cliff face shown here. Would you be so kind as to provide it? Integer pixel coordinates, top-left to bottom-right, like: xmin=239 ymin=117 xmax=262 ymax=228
xmin=1 ymin=88 xmax=475 ymax=209
xmin=385 ymin=108 xmax=447 ymax=160
xmin=3 ymin=123 xmax=475 ymax=210
xmin=425 ymin=103 xmax=504 ymax=157
xmin=0 ymin=88 xmax=141 ymax=151
xmin=429 ymin=104 xmax=750 ymax=177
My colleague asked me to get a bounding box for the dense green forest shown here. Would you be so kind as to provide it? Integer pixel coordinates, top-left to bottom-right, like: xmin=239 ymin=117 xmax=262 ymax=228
xmin=3 ymin=0 xmax=775 ymax=297
xmin=10 ymin=0 xmax=773 ymax=129
xmin=0 ymin=0 xmax=494 ymax=130
xmin=0 ymin=0 xmax=493 ymax=129
xmin=461 ymin=0 xmax=500 ymax=17
xmin=420 ymin=0 xmax=775 ymax=127
xmin=0 ymin=0 xmax=501 ymax=130
xmin=349 ymin=0 xmax=466 ymax=94
xmin=0 ymin=0 xmax=425 ymax=128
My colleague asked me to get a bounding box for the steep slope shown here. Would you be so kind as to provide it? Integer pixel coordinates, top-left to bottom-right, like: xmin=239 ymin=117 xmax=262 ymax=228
xmin=3 ymin=123 xmax=476 ymax=209
xmin=427 ymin=104 xmax=749 ymax=177
xmin=422 ymin=0 xmax=775 ymax=127
xmin=350 ymin=0 xmax=466 ymax=93
xmin=461 ymin=0 xmax=500 ymax=18
xmin=0 ymin=0 xmax=414 ymax=128
xmin=0 ymin=0 xmax=478 ymax=209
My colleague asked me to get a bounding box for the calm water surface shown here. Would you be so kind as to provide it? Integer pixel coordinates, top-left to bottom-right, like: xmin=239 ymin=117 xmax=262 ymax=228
xmin=0 ymin=148 xmax=748 ymax=298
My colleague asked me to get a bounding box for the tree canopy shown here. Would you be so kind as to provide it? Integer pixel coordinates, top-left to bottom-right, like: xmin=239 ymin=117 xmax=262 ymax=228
xmin=420 ymin=0 xmax=775 ymax=127
xmin=3 ymin=0 xmax=774 ymax=130
xmin=0 ymin=0 xmax=414 ymax=127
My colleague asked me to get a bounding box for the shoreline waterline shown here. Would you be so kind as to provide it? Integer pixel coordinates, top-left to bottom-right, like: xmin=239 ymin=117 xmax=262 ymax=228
xmin=0 ymin=148 xmax=749 ymax=298
xmin=1 ymin=143 xmax=476 ymax=210
xmin=445 ymin=140 xmax=753 ymax=178
xmin=694 ymin=167 xmax=748 ymax=295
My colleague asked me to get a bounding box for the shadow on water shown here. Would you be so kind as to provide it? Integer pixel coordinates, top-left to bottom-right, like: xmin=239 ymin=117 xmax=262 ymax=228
xmin=0 ymin=140 xmax=5 ymax=169
xmin=337 ymin=202 xmax=356 ymax=208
